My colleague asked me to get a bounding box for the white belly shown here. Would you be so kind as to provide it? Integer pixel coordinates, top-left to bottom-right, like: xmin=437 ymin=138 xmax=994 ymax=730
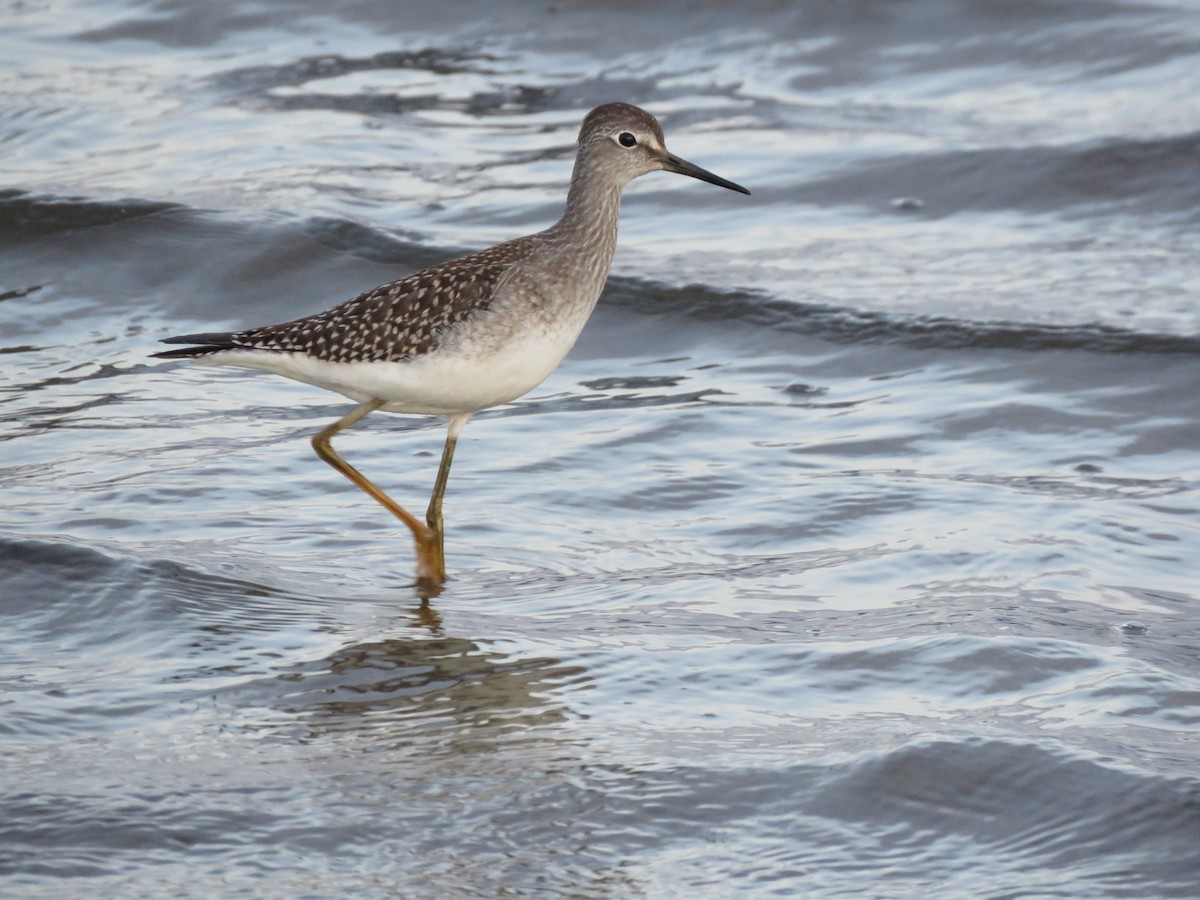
xmin=201 ymin=324 xmax=578 ymax=415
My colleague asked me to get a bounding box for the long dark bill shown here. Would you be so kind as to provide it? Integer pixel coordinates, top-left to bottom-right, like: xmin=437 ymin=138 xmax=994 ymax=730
xmin=662 ymin=153 xmax=750 ymax=195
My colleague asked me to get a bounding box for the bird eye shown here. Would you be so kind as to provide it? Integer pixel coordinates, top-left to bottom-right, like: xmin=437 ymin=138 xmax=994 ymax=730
xmin=618 ymin=132 xmax=637 ymax=148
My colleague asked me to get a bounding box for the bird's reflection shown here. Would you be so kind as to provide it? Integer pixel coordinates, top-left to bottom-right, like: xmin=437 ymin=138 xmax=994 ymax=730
xmin=255 ymin=600 xmax=588 ymax=749
xmin=408 ymin=597 xmax=444 ymax=632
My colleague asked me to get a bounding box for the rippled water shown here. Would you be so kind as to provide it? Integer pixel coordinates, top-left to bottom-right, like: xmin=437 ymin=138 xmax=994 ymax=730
xmin=3 ymin=1 xmax=1199 ymax=896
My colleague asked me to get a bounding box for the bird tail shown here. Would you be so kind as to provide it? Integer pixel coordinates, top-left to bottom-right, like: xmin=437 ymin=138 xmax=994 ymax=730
xmin=150 ymin=332 xmax=239 ymax=359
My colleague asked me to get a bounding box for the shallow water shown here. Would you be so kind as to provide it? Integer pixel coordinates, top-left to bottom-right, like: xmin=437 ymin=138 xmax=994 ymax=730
xmin=3 ymin=0 xmax=1200 ymax=896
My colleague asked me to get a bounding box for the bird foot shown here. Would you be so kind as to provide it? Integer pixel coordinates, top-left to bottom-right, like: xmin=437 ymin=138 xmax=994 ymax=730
xmin=412 ymin=526 xmax=446 ymax=599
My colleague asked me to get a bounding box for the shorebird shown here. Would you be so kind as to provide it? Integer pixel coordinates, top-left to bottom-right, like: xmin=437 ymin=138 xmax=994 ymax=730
xmin=153 ymin=102 xmax=749 ymax=594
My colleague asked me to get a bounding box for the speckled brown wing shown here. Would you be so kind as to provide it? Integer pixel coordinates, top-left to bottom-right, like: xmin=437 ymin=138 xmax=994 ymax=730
xmin=153 ymin=238 xmax=536 ymax=362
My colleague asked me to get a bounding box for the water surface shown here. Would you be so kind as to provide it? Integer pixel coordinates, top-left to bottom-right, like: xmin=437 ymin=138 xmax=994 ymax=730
xmin=2 ymin=0 xmax=1199 ymax=896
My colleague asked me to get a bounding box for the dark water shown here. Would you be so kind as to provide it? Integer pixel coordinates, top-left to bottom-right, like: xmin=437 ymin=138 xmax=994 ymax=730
xmin=3 ymin=1 xmax=1200 ymax=896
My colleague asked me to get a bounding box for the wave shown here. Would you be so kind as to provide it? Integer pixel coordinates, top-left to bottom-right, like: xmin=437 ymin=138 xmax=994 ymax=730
xmin=604 ymin=278 xmax=1200 ymax=356
xmin=3 ymin=190 xmax=1194 ymax=356
xmin=789 ymin=132 xmax=1200 ymax=219
xmin=0 ymin=190 xmax=179 ymax=238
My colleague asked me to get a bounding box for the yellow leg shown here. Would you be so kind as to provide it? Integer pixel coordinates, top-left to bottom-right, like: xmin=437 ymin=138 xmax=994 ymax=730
xmin=311 ymin=400 xmax=445 ymax=594
xmin=425 ymin=414 xmax=470 ymax=562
